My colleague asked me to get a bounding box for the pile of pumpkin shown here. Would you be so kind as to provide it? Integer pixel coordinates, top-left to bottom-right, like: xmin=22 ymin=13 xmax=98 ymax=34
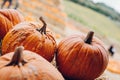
xmin=0 ymin=9 xmax=109 ymax=80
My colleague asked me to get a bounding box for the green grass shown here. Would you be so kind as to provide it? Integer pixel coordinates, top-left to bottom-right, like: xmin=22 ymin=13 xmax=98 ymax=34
xmin=63 ymin=0 xmax=120 ymax=42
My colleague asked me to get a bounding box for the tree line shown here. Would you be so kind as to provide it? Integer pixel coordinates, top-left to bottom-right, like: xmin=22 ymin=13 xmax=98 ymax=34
xmin=70 ymin=0 xmax=120 ymax=21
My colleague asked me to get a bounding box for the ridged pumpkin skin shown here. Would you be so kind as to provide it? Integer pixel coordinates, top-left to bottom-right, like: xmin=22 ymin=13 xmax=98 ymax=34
xmin=56 ymin=32 xmax=109 ymax=80
xmin=2 ymin=20 xmax=57 ymax=62
xmin=0 ymin=46 xmax=64 ymax=80
xmin=0 ymin=9 xmax=25 ymax=40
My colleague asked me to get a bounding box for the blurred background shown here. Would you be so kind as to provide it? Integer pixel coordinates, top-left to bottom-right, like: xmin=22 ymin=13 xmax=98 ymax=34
xmin=0 ymin=0 xmax=120 ymax=79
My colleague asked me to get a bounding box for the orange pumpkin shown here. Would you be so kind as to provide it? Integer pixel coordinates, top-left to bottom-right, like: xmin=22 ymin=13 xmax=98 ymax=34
xmin=2 ymin=17 xmax=57 ymax=62
xmin=56 ymin=31 xmax=109 ymax=80
xmin=107 ymin=59 xmax=120 ymax=74
xmin=0 ymin=9 xmax=25 ymax=40
xmin=0 ymin=46 xmax=64 ymax=80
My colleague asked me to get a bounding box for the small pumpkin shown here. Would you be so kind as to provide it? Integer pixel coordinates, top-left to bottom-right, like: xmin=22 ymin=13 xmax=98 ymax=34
xmin=107 ymin=59 xmax=120 ymax=74
xmin=0 ymin=46 xmax=64 ymax=80
xmin=2 ymin=17 xmax=57 ymax=62
xmin=56 ymin=31 xmax=109 ymax=80
xmin=0 ymin=9 xmax=25 ymax=40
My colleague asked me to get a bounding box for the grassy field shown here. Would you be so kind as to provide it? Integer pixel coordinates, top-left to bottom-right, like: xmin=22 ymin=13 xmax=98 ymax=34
xmin=63 ymin=0 xmax=120 ymax=42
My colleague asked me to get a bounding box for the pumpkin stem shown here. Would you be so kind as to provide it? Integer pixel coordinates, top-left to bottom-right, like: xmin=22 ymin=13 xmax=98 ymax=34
xmin=36 ymin=17 xmax=47 ymax=34
xmin=84 ymin=31 xmax=94 ymax=44
xmin=6 ymin=46 xmax=27 ymax=67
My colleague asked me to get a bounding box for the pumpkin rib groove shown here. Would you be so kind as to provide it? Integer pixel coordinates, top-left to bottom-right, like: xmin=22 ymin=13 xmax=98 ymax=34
xmin=76 ymin=45 xmax=90 ymax=79
xmin=2 ymin=31 xmax=28 ymax=54
xmin=0 ymin=14 xmax=12 ymax=34
xmin=97 ymin=45 xmax=109 ymax=70
xmin=23 ymin=33 xmax=39 ymax=50
xmin=7 ymin=10 xmax=13 ymax=22
xmin=83 ymin=47 xmax=96 ymax=79
xmin=0 ymin=9 xmax=25 ymax=40
xmin=88 ymin=47 xmax=103 ymax=78
xmin=66 ymin=42 xmax=83 ymax=78
xmin=58 ymin=41 xmax=82 ymax=77
xmin=62 ymin=42 xmax=80 ymax=70
xmin=0 ymin=11 xmax=11 ymax=21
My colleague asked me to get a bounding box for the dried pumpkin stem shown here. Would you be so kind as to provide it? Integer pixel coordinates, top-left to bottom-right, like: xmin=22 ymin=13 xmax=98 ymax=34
xmin=84 ymin=31 xmax=94 ymax=44
xmin=6 ymin=46 xmax=27 ymax=67
xmin=36 ymin=17 xmax=47 ymax=34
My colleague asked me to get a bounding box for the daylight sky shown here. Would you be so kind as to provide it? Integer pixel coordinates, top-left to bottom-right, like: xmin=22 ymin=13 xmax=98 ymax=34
xmin=92 ymin=0 xmax=120 ymax=13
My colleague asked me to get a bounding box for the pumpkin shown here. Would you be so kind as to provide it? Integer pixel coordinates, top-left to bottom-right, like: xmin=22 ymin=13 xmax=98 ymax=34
xmin=107 ymin=59 xmax=120 ymax=74
xmin=0 ymin=46 xmax=64 ymax=80
xmin=56 ymin=31 xmax=109 ymax=80
xmin=2 ymin=17 xmax=57 ymax=62
xmin=0 ymin=9 xmax=25 ymax=40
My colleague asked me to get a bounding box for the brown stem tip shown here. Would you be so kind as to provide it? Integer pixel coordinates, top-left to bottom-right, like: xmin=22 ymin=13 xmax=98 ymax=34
xmin=36 ymin=17 xmax=47 ymax=34
xmin=6 ymin=46 xmax=27 ymax=67
xmin=84 ymin=31 xmax=94 ymax=44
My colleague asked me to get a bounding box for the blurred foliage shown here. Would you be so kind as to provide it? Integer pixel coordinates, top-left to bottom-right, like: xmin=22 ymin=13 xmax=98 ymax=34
xmin=63 ymin=0 xmax=120 ymax=42
xmin=70 ymin=0 xmax=120 ymax=21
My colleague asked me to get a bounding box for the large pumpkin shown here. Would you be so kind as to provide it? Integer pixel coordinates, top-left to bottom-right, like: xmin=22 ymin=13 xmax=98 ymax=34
xmin=56 ymin=31 xmax=109 ymax=80
xmin=0 ymin=46 xmax=64 ymax=80
xmin=0 ymin=9 xmax=25 ymax=40
xmin=2 ymin=17 xmax=57 ymax=62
